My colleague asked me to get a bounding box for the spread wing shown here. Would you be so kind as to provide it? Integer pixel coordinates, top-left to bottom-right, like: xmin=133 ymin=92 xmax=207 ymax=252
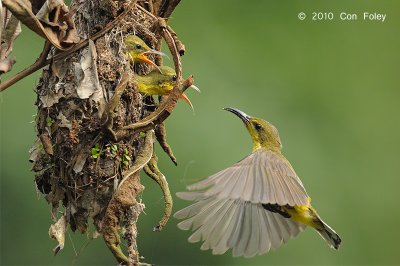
xmin=174 ymin=196 xmax=306 ymax=257
xmin=184 ymin=149 xmax=309 ymax=206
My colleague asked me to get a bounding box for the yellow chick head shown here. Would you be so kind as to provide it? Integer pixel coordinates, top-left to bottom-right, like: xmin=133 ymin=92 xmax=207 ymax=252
xmin=124 ymin=35 xmax=166 ymax=68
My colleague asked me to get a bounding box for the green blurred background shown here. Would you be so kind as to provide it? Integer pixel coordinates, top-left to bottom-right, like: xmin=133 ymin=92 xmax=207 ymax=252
xmin=1 ymin=0 xmax=400 ymax=265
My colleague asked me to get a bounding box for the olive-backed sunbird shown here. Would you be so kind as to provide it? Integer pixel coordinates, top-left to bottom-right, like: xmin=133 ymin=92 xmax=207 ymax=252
xmin=174 ymin=107 xmax=341 ymax=257
xmin=136 ymin=65 xmax=199 ymax=109
xmin=124 ymin=35 xmax=166 ymax=69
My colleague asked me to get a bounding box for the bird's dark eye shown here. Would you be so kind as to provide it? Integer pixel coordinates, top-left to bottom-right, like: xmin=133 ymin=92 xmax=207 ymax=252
xmin=135 ymin=44 xmax=142 ymax=49
xmin=172 ymin=75 xmax=177 ymax=81
xmin=254 ymin=123 xmax=262 ymax=130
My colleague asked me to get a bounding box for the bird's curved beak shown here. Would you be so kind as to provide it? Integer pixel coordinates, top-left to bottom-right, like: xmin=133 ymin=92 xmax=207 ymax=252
xmin=223 ymin=107 xmax=251 ymax=124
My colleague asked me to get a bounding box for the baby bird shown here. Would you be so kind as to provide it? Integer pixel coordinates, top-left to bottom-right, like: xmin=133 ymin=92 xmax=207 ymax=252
xmin=124 ymin=35 xmax=166 ymax=70
xmin=136 ymin=65 xmax=199 ymax=109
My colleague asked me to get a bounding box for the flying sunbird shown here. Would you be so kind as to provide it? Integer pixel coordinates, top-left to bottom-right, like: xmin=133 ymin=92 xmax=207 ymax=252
xmin=124 ymin=35 xmax=166 ymax=70
xmin=174 ymin=107 xmax=341 ymax=257
xmin=136 ymin=65 xmax=200 ymax=109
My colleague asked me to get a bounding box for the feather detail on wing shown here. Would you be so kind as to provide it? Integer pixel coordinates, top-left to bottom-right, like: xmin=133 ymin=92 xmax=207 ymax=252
xmin=185 ymin=149 xmax=309 ymax=206
xmin=174 ymin=197 xmax=306 ymax=257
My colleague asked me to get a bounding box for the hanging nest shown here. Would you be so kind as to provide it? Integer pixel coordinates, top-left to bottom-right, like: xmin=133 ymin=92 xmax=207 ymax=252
xmin=25 ymin=0 xmax=193 ymax=264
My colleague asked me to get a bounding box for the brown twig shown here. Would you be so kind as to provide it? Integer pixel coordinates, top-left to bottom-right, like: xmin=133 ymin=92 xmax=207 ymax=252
xmin=0 ymin=41 xmax=51 ymax=92
xmin=155 ymin=123 xmax=177 ymax=165
xmin=154 ymin=35 xmax=164 ymax=66
xmin=136 ymin=4 xmax=185 ymax=56
xmin=159 ymin=18 xmax=182 ymax=79
xmin=158 ymin=0 xmax=181 ymax=18
xmin=0 ymin=0 xmax=139 ymax=93
xmin=151 ymin=0 xmax=162 ymax=16
xmin=144 ymin=0 xmax=154 ymax=14
xmin=167 ymin=25 xmax=185 ymax=56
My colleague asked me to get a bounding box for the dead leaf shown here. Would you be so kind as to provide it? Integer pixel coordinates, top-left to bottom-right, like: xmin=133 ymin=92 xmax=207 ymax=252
xmin=29 ymin=138 xmax=44 ymax=162
xmin=76 ymin=39 xmax=104 ymax=99
xmin=0 ymin=57 xmax=15 ymax=73
xmin=36 ymin=0 xmax=68 ymax=29
xmin=48 ymin=215 xmax=67 ymax=255
xmin=0 ymin=5 xmax=21 ymax=74
xmin=2 ymin=0 xmax=79 ymax=50
xmin=72 ymin=149 xmax=87 ymax=174
xmin=39 ymin=86 xmax=64 ymax=107
xmin=57 ymin=111 xmax=72 ymax=129
xmin=39 ymin=131 xmax=54 ymax=155
xmin=50 ymin=57 xmax=68 ymax=78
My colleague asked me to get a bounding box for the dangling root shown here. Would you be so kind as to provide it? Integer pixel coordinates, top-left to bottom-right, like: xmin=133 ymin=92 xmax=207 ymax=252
xmin=155 ymin=123 xmax=177 ymax=166
xmin=143 ymin=153 xmax=173 ymax=232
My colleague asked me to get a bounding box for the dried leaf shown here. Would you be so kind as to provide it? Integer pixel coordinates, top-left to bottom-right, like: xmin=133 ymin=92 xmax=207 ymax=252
xmin=50 ymin=57 xmax=68 ymax=78
xmin=29 ymin=138 xmax=44 ymax=163
xmin=2 ymin=0 xmax=80 ymax=50
xmin=48 ymin=215 xmax=67 ymax=255
xmin=72 ymin=150 xmax=87 ymax=174
xmin=1 ymin=10 xmax=21 ymax=49
xmin=57 ymin=111 xmax=71 ymax=129
xmin=0 ymin=57 xmax=15 ymax=73
xmin=39 ymin=87 xmax=64 ymax=107
xmin=76 ymin=40 xmax=103 ymax=100
xmin=39 ymin=131 xmax=54 ymax=155
xmin=45 ymin=188 xmax=63 ymax=221
xmin=36 ymin=0 xmax=68 ymax=29
xmin=0 ymin=6 xmax=21 ymax=74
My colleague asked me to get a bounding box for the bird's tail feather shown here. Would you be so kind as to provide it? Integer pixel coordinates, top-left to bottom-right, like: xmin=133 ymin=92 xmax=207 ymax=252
xmin=315 ymin=218 xmax=341 ymax=250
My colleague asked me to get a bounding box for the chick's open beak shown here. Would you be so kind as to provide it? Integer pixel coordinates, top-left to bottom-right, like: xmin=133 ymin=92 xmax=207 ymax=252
xmin=137 ymin=53 xmax=157 ymax=67
xmin=223 ymin=107 xmax=251 ymax=124
xmin=137 ymin=54 xmax=163 ymax=73
xmin=138 ymin=49 xmax=168 ymax=72
xmin=180 ymin=93 xmax=194 ymax=110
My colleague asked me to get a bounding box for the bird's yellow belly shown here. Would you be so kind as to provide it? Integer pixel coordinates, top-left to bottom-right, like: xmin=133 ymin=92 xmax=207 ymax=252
xmin=283 ymin=205 xmax=316 ymax=227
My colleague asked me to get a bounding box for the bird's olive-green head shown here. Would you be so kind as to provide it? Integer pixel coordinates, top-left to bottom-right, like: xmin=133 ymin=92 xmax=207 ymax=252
xmin=137 ymin=65 xmax=177 ymax=95
xmin=156 ymin=65 xmax=177 ymax=87
xmin=124 ymin=35 xmax=165 ymax=67
xmin=136 ymin=65 xmax=197 ymax=109
xmin=224 ymin=107 xmax=282 ymax=152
